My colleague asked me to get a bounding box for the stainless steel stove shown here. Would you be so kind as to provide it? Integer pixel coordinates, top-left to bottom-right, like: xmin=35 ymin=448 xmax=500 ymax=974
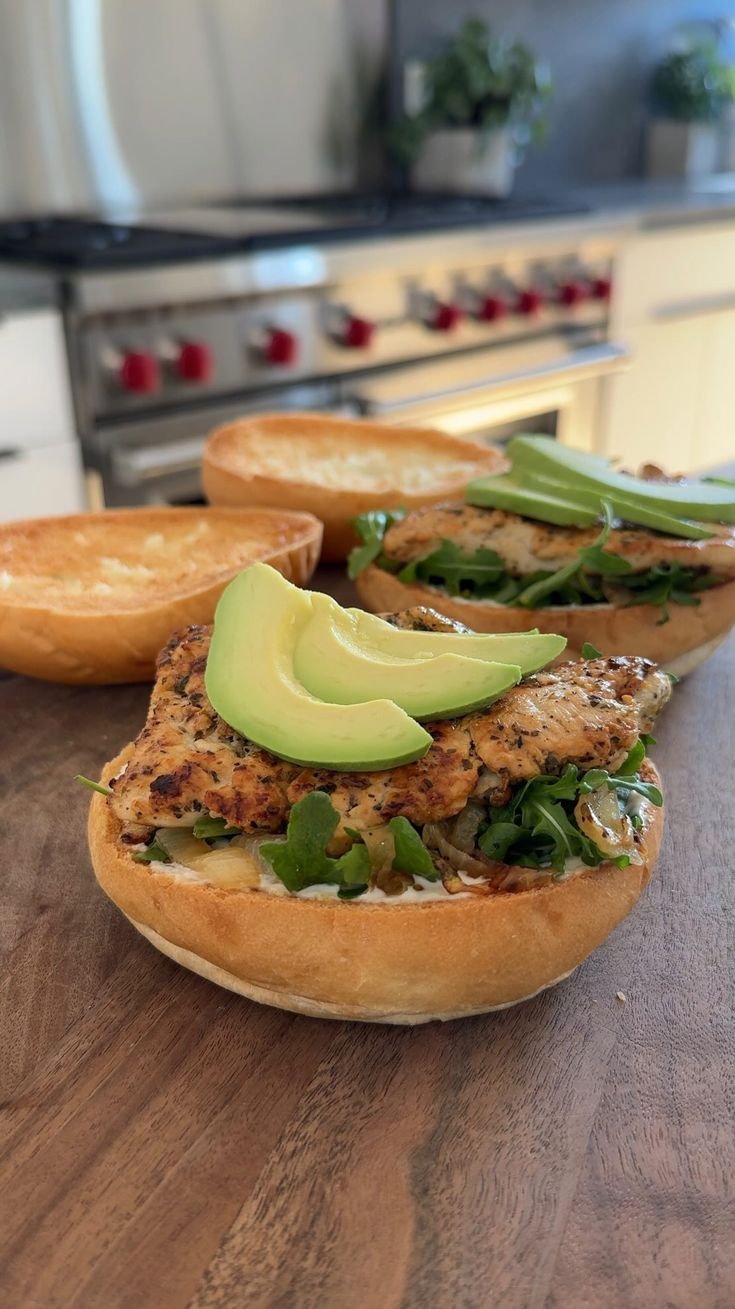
xmin=0 ymin=196 xmax=627 ymax=508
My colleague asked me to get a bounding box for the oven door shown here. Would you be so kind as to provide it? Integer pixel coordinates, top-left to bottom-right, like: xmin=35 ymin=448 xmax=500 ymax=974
xmin=348 ymin=338 xmax=630 ymax=452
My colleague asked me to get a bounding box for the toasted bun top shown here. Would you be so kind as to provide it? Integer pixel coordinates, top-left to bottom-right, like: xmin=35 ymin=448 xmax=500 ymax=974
xmin=203 ymin=412 xmax=502 ymax=497
xmin=0 ymin=506 xmax=322 ymax=614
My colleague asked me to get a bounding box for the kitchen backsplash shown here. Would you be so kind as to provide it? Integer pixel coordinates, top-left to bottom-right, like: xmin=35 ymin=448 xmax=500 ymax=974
xmin=391 ymin=0 xmax=735 ymax=187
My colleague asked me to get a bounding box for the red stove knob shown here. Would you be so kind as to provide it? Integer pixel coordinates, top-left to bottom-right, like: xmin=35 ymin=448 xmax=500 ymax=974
xmin=477 ymin=294 xmax=508 ymax=322
xmin=515 ymin=288 xmax=545 ymax=316
xmin=263 ymin=327 xmax=298 ymax=366
xmin=429 ymin=301 xmax=463 ymax=332
xmin=342 ymin=315 xmax=375 ymax=349
xmin=557 ymin=280 xmax=588 ymax=307
xmin=176 ymin=340 xmax=213 ymax=383
xmin=592 ymin=276 xmax=613 ymax=301
xmin=119 ymin=351 xmax=160 ymax=394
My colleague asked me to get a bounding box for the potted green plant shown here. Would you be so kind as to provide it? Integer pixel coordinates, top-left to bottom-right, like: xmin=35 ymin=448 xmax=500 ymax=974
xmin=388 ymin=19 xmax=551 ymax=196
xmin=646 ymin=38 xmax=735 ymax=179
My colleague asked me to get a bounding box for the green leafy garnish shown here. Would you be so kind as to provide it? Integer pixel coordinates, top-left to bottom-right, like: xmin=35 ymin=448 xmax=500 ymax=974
xmin=261 ymin=792 xmax=371 ymax=893
xmin=370 ymin=488 xmax=720 ymax=620
xmin=388 ymin=816 xmax=438 ymax=880
xmin=619 ymin=561 xmax=718 ymax=625
xmin=515 ymin=503 xmax=632 ymax=608
xmin=133 ymin=839 xmax=170 ymax=864
xmin=260 ymin=795 xmax=437 ymax=895
xmin=398 ymin=539 xmax=506 ymax=597
xmin=347 ymin=509 xmax=405 ymax=579
xmin=74 ymin=774 xmax=112 ymax=796
xmin=666 ymin=670 xmax=680 ymax=685
xmin=581 ymin=641 xmax=602 ymax=659
xmin=478 ymin=739 xmax=661 ymax=873
xmin=192 ymin=816 xmax=242 ymax=840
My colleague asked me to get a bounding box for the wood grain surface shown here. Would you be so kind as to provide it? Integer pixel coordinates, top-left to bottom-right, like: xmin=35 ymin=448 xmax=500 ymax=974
xmin=0 ymin=568 xmax=733 ymax=1309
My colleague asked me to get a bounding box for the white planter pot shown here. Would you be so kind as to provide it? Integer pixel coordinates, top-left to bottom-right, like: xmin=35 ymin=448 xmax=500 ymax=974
xmin=412 ymin=127 xmax=517 ymax=196
xmin=645 ymin=119 xmax=721 ymax=180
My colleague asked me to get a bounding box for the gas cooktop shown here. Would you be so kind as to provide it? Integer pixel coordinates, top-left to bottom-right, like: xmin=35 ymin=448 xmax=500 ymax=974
xmin=0 ymin=193 xmax=590 ymax=271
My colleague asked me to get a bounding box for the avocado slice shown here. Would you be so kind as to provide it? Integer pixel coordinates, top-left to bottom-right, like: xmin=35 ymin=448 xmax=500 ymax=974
xmin=518 ymin=469 xmax=714 ymax=540
xmin=465 ymin=473 xmax=599 ymax=527
xmin=509 ymin=435 xmax=735 ymax=523
xmin=294 ymin=595 xmax=522 ymax=719
xmin=345 ymin=608 xmax=567 ymax=675
xmin=205 ymin=565 xmax=432 ymax=770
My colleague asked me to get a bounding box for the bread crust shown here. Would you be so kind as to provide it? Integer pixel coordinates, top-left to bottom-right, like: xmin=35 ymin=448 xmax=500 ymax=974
xmin=88 ymin=748 xmax=663 ymax=1024
xmin=202 ymin=413 xmax=503 ymax=561
xmin=356 ymin=564 xmax=735 ymax=668
xmin=0 ymin=507 xmax=322 ymax=684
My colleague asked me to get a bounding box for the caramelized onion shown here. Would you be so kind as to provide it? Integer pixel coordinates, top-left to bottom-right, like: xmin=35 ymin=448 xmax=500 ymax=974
xmin=574 ymin=787 xmax=638 ymax=859
xmin=447 ymin=802 xmax=485 ymax=853
xmin=423 ymin=820 xmax=499 ymax=878
xmin=361 ymin=826 xmax=396 ymax=876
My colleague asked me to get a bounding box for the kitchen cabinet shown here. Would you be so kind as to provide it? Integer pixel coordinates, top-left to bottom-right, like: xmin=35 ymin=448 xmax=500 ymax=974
xmin=0 ymin=442 xmax=86 ymax=524
xmin=601 ymin=224 xmax=735 ymax=470
xmin=0 ymin=307 xmax=86 ymax=520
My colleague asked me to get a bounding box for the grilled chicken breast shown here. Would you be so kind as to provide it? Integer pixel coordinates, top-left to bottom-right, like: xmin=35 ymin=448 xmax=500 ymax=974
xmin=382 ymin=502 xmax=735 ymax=578
xmin=109 ymin=619 xmax=670 ymax=836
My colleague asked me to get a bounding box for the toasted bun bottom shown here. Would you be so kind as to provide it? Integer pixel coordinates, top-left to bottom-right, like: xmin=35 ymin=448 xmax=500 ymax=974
xmin=356 ymin=565 xmax=735 ymax=670
xmin=88 ymin=750 xmax=663 ymax=1024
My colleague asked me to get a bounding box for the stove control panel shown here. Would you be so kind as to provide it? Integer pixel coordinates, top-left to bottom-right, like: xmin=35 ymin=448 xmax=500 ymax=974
xmin=80 ymin=234 xmax=616 ymax=421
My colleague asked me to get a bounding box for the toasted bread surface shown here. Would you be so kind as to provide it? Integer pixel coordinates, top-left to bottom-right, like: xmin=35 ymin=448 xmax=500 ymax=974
xmin=0 ymin=506 xmax=322 ymax=683
xmin=202 ymin=413 xmax=503 ymax=559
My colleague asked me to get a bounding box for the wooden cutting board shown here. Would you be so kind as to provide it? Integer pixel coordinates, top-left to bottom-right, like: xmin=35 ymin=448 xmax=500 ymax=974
xmin=0 ymin=567 xmax=732 ymax=1309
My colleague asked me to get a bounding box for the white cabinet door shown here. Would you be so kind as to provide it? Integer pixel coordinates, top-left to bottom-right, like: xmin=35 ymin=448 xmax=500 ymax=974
xmin=695 ymin=309 xmax=735 ymax=470
xmin=0 ymin=442 xmax=87 ymax=522
xmin=603 ymin=223 xmax=735 ymax=471
xmin=0 ymin=310 xmax=75 ymax=450
xmin=601 ymin=317 xmax=708 ymax=469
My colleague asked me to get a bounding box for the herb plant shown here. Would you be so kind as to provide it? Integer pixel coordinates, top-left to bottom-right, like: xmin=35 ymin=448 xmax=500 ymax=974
xmin=652 ymin=40 xmax=735 ymax=122
xmin=388 ymin=18 xmax=551 ymax=165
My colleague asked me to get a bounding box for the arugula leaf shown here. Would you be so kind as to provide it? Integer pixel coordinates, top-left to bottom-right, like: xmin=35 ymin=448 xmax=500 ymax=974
xmin=515 ymin=505 xmax=631 ymax=608
xmin=398 ymin=539 xmax=506 ymax=597
xmin=478 ymin=740 xmax=662 ymax=872
xmin=262 ymin=792 xmax=391 ymax=895
xmin=620 ymin=561 xmax=719 ymax=624
xmin=192 ymin=816 xmax=242 ymax=839
xmin=477 ymin=820 xmax=523 ymax=861
xmin=261 ymin=792 xmax=343 ymax=892
xmin=133 ymin=839 xmax=170 ymax=864
xmin=581 ymin=642 xmax=602 ymax=659
xmin=617 ymin=739 xmax=647 ymax=776
xmin=389 ymin=816 xmax=438 ymax=880
xmin=347 ymin=509 xmax=405 ymax=579
xmin=75 ymin=774 xmax=112 ymax=796
xmin=577 ymin=502 xmax=633 ymax=576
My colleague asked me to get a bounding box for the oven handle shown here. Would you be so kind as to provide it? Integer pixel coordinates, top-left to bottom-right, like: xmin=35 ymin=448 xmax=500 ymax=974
xmin=351 ymin=342 xmax=631 ymax=418
xmin=111 ymin=435 xmax=205 ymax=486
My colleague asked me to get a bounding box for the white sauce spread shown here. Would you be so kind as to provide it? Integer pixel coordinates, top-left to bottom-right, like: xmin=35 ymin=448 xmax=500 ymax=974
xmin=149 ymin=859 xmax=468 ymax=902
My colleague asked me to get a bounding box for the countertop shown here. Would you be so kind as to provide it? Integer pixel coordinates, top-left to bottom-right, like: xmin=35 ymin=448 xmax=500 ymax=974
xmin=565 ymin=175 xmax=735 ymax=231
xmin=0 ymin=566 xmax=733 ymax=1308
